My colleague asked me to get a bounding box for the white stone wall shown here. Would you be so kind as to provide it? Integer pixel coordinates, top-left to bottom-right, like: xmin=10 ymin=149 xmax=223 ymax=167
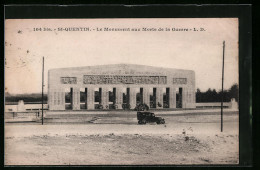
xmin=48 ymin=64 xmax=195 ymax=110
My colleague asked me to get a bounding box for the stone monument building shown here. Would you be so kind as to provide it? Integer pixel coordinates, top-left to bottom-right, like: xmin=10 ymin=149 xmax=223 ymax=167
xmin=48 ymin=64 xmax=196 ymax=110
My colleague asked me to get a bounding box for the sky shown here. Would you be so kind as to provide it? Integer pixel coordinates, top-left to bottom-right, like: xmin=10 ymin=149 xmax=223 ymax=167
xmin=5 ymin=18 xmax=238 ymax=94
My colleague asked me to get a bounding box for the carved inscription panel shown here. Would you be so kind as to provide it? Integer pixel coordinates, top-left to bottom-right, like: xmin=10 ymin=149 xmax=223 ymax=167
xmin=60 ymin=77 xmax=77 ymax=84
xmin=173 ymin=78 xmax=187 ymax=84
xmin=83 ymin=75 xmax=167 ymax=84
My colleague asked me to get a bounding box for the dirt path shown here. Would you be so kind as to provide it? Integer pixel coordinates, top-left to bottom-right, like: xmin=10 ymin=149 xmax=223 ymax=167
xmin=5 ymin=133 xmax=238 ymax=165
xmin=5 ymin=113 xmax=239 ymax=165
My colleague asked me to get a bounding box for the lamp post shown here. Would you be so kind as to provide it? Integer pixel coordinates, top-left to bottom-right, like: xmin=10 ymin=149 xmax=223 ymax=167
xmin=42 ymin=57 xmax=44 ymax=125
xmin=221 ymin=41 xmax=225 ymax=132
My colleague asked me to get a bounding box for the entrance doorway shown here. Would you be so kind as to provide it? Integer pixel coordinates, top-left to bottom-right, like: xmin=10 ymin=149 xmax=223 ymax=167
xmin=164 ymin=88 xmax=170 ymax=108
xmin=122 ymin=88 xmax=130 ymax=109
xmin=94 ymin=88 xmax=102 ymax=109
xmin=136 ymin=88 xmax=141 ymax=105
xmin=108 ymin=88 xmax=116 ymax=109
xmin=80 ymin=88 xmax=87 ymax=110
xmin=150 ymin=88 xmax=156 ymax=108
xmin=176 ymin=87 xmax=183 ymax=108
xmin=65 ymin=88 xmax=73 ymax=110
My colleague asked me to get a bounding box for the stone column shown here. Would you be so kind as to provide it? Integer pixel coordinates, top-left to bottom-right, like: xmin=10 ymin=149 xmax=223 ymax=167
xmin=52 ymin=89 xmax=61 ymax=110
xmin=156 ymin=87 xmax=163 ymax=108
xmin=143 ymin=87 xmax=150 ymax=106
xmin=193 ymin=88 xmax=196 ymax=104
xmin=58 ymin=89 xmax=62 ymax=107
xmin=54 ymin=91 xmax=57 ymax=107
xmin=101 ymin=87 xmax=109 ymax=109
xmin=129 ymin=88 xmax=136 ymax=109
xmin=187 ymin=88 xmax=190 ymax=108
xmin=48 ymin=89 xmax=54 ymax=110
xmin=87 ymin=87 xmax=94 ymax=110
xmin=169 ymin=87 xmax=176 ymax=108
xmin=188 ymin=88 xmax=192 ymax=104
xmin=186 ymin=87 xmax=190 ymax=108
xmin=186 ymin=87 xmax=196 ymax=108
xmin=57 ymin=89 xmax=65 ymax=110
xmin=72 ymin=87 xmax=80 ymax=110
xmin=116 ymin=88 xmax=123 ymax=109
xmin=61 ymin=90 xmax=65 ymax=110
xmin=55 ymin=91 xmax=59 ymax=106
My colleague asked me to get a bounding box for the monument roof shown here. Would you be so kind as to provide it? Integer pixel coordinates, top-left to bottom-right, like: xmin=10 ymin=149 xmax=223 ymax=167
xmin=49 ymin=64 xmax=194 ymax=74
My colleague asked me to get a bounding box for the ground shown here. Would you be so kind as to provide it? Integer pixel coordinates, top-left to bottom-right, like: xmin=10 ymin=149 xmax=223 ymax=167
xmin=4 ymin=111 xmax=239 ymax=165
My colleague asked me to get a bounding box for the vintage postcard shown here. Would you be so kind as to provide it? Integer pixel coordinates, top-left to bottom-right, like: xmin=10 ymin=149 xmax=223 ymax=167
xmin=5 ymin=18 xmax=239 ymax=165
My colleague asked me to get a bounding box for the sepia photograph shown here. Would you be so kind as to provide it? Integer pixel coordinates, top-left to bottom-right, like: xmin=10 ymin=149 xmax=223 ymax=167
xmin=4 ymin=18 xmax=239 ymax=165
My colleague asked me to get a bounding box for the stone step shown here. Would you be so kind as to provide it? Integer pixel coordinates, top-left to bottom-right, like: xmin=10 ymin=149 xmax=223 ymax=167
xmin=40 ymin=116 xmax=137 ymax=124
xmin=40 ymin=117 xmax=93 ymax=123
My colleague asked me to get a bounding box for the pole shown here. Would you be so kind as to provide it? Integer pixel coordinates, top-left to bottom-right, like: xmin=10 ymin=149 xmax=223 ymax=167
xmin=221 ymin=41 xmax=225 ymax=132
xmin=42 ymin=57 xmax=44 ymax=125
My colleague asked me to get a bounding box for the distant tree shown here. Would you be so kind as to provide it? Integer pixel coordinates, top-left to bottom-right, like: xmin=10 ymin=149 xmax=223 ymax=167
xmin=228 ymin=84 xmax=239 ymax=102
xmin=205 ymin=88 xmax=213 ymax=102
xmin=5 ymin=92 xmax=11 ymax=97
xmin=5 ymin=93 xmax=47 ymax=103
xmin=196 ymin=88 xmax=201 ymax=102
xmin=218 ymin=90 xmax=230 ymax=102
xmin=196 ymin=83 xmax=238 ymax=103
xmin=211 ymin=89 xmax=218 ymax=102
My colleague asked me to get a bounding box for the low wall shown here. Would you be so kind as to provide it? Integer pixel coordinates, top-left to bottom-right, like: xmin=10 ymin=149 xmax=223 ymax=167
xmin=195 ymin=102 xmax=231 ymax=108
xmin=5 ymin=101 xmax=238 ymax=112
xmin=5 ymin=104 xmax=48 ymax=112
